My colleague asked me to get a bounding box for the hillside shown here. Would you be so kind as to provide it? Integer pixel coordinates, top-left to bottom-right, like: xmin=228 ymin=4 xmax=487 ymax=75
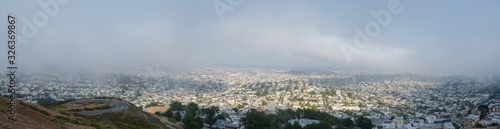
xmin=0 ymin=96 xmax=75 ymax=129
xmin=0 ymin=97 xmax=170 ymax=129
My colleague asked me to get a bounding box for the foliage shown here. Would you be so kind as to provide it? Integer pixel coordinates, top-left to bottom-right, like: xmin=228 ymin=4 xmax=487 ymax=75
xmin=59 ymin=102 xmax=166 ymax=129
xmin=303 ymin=121 xmax=331 ymax=129
xmin=182 ymin=112 xmax=203 ymax=129
xmin=478 ymin=105 xmax=489 ymax=119
xmin=292 ymin=122 xmax=303 ymax=129
xmin=45 ymin=103 xmax=68 ymax=109
xmin=201 ymin=106 xmax=218 ymax=125
xmin=335 ymin=124 xmax=347 ymax=129
xmin=165 ymin=109 xmax=174 ymax=118
xmin=184 ymin=102 xmax=199 ymax=116
xmin=88 ymin=106 xmax=166 ymax=129
xmin=241 ymin=109 xmax=275 ymax=129
xmin=155 ymin=108 xmax=175 ymax=119
xmin=71 ymin=108 xmax=83 ymax=111
xmin=145 ymin=102 xmax=162 ymax=108
xmin=156 ymin=101 xmax=373 ymax=129
xmin=94 ymin=104 xmax=114 ymax=110
xmin=170 ymin=101 xmax=184 ymax=111
xmin=474 ymin=123 xmax=484 ymax=128
xmin=174 ymin=111 xmax=182 ymax=121
xmin=241 ymin=108 xmax=360 ymax=129
xmin=56 ymin=115 xmax=87 ymax=125
xmin=20 ymin=101 xmax=50 ymax=116
xmin=356 ymin=116 xmax=374 ymax=129
xmin=36 ymin=97 xmax=58 ymax=105
xmin=341 ymin=118 xmax=354 ymax=127
xmin=59 ymin=110 xmax=69 ymax=115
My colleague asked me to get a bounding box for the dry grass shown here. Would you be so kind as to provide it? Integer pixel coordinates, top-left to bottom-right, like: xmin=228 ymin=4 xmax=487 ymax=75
xmin=145 ymin=106 xmax=170 ymax=114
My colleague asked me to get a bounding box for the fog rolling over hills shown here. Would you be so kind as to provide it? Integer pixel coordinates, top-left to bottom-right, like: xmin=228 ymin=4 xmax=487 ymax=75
xmin=1 ymin=1 xmax=499 ymax=74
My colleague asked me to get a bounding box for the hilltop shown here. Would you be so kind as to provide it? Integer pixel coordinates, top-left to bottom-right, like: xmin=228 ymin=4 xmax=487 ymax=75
xmin=0 ymin=97 xmax=172 ymax=129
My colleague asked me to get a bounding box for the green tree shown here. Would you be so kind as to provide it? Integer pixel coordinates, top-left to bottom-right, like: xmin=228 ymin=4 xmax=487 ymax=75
xmin=343 ymin=110 xmax=353 ymax=116
xmin=303 ymin=122 xmax=331 ymax=129
xmin=342 ymin=118 xmax=354 ymax=128
xmin=335 ymin=124 xmax=347 ymax=129
xmin=242 ymin=109 xmax=270 ymax=128
xmin=170 ymin=101 xmax=184 ymax=111
xmin=356 ymin=116 xmax=374 ymax=129
xmin=164 ymin=109 xmax=174 ymax=118
xmin=183 ymin=112 xmax=202 ymax=129
xmin=185 ymin=102 xmax=199 ymax=117
xmin=145 ymin=102 xmax=161 ymax=108
xmin=174 ymin=111 xmax=182 ymax=121
xmin=215 ymin=114 xmax=225 ymax=120
xmin=292 ymin=122 xmax=303 ymax=129
xmin=201 ymin=107 xmax=217 ymax=125
xmin=478 ymin=105 xmax=489 ymax=119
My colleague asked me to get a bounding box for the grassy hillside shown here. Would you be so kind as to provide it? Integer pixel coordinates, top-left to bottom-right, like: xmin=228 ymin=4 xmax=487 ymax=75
xmin=0 ymin=97 xmax=170 ymax=129
xmin=82 ymin=103 xmax=168 ymax=129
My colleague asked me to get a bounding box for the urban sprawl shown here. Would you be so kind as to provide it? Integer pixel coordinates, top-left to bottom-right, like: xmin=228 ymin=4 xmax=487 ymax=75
xmin=2 ymin=66 xmax=500 ymax=129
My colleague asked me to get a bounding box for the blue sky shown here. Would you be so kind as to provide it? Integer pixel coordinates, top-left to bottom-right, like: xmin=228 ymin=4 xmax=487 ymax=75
xmin=1 ymin=0 xmax=500 ymax=74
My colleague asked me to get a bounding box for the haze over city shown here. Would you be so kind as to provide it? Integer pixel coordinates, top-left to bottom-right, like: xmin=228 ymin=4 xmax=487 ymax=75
xmin=3 ymin=1 xmax=500 ymax=129
xmin=1 ymin=0 xmax=499 ymax=74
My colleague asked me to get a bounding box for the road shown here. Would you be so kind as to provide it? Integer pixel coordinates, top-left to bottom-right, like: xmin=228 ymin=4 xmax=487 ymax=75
xmin=66 ymin=99 xmax=130 ymax=116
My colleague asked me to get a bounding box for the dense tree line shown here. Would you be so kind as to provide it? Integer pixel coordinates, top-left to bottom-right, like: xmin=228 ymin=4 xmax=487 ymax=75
xmin=145 ymin=102 xmax=162 ymax=108
xmin=155 ymin=101 xmax=203 ymax=129
xmin=243 ymin=108 xmax=373 ymax=129
xmin=156 ymin=101 xmax=374 ymax=129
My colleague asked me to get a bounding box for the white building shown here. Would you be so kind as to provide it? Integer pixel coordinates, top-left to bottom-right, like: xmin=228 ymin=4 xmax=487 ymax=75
xmin=331 ymin=106 xmax=361 ymax=111
xmin=288 ymin=119 xmax=320 ymax=127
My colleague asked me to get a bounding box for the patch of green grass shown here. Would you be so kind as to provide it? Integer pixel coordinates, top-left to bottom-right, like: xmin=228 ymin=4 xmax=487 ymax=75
xmin=56 ymin=115 xmax=83 ymax=125
xmin=86 ymin=106 xmax=166 ymax=129
xmin=20 ymin=101 xmax=28 ymax=106
xmin=155 ymin=114 xmax=178 ymax=123
xmin=94 ymin=104 xmax=114 ymax=110
xmin=83 ymin=107 xmax=94 ymax=111
xmin=20 ymin=101 xmax=50 ymax=116
xmin=145 ymin=102 xmax=163 ymax=108
xmin=85 ymin=119 xmax=113 ymax=129
xmin=55 ymin=99 xmax=167 ymax=129
xmin=56 ymin=115 xmax=114 ymax=129
xmin=60 ymin=111 xmax=70 ymax=115
xmin=34 ymin=108 xmax=50 ymax=116
xmin=46 ymin=104 xmax=68 ymax=109
xmin=71 ymin=108 xmax=83 ymax=111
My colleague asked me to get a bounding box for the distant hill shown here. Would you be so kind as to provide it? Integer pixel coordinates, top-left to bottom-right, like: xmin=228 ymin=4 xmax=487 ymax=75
xmin=0 ymin=97 xmax=171 ymax=129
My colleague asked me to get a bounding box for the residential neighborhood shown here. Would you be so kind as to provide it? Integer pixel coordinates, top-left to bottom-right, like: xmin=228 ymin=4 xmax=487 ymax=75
xmin=2 ymin=66 xmax=499 ymax=128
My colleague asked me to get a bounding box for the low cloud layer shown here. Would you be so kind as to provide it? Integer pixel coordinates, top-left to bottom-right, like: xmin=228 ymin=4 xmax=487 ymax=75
xmin=2 ymin=0 xmax=499 ymax=74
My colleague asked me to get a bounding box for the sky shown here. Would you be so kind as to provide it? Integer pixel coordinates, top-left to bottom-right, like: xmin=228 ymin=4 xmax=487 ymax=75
xmin=1 ymin=0 xmax=499 ymax=74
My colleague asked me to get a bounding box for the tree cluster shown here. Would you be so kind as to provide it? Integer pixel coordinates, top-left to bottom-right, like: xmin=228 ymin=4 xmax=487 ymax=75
xmin=242 ymin=108 xmax=369 ymax=129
